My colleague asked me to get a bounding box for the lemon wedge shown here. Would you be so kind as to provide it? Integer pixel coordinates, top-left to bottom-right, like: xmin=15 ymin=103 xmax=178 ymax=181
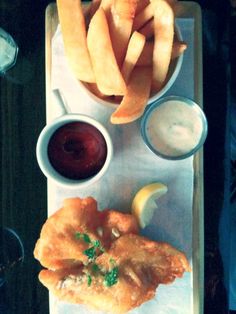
xmin=131 ymin=183 xmax=168 ymax=228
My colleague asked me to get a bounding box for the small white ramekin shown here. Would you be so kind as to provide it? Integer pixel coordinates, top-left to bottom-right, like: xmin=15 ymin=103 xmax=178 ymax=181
xmin=36 ymin=114 xmax=113 ymax=189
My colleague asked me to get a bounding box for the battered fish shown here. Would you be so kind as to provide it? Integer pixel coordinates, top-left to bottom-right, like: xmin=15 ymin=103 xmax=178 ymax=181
xmin=34 ymin=197 xmax=139 ymax=270
xmin=38 ymin=234 xmax=191 ymax=314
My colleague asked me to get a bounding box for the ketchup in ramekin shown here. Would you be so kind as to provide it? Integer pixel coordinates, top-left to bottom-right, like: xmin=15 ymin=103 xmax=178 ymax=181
xmin=47 ymin=122 xmax=107 ymax=180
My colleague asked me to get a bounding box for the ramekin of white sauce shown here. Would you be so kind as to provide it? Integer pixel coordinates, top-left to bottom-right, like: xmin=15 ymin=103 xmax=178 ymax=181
xmin=141 ymin=96 xmax=208 ymax=160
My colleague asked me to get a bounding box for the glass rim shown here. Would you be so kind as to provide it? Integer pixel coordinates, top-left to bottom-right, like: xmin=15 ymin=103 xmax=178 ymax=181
xmin=0 ymin=27 xmax=19 ymax=74
xmin=140 ymin=95 xmax=208 ymax=160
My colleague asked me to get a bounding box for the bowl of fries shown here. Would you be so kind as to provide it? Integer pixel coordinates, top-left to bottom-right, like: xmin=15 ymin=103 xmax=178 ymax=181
xmin=79 ymin=23 xmax=184 ymax=109
xmin=57 ymin=0 xmax=185 ymax=124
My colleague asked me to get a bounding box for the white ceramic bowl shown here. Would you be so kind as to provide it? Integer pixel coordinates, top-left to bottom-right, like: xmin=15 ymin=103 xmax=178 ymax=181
xmin=36 ymin=114 xmax=113 ymax=189
xmin=78 ymin=24 xmax=183 ymax=108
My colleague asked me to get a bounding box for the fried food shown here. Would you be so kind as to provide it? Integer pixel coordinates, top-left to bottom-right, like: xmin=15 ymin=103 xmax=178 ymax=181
xmin=152 ymin=0 xmax=174 ymax=91
xmin=121 ymin=31 xmax=146 ymax=83
xmin=56 ymin=0 xmax=95 ymax=83
xmin=132 ymin=3 xmax=154 ymax=31
xmin=34 ymin=197 xmax=190 ymax=313
xmin=100 ymin=0 xmax=114 ymax=14
xmin=88 ymin=0 xmax=101 ymax=19
xmin=139 ymin=18 xmax=154 ymax=39
xmin=34 ymin=197 xmax=139 ymax=270
xmin=136 ymin=0 xmax=150 ymax=15
xmin=111 ymin=66 xmax=152 ymax=124
xmin=97 ymin=234 xmax=191 ymax=283
xmin=57 ymin=0 xmax=185 ymax=124
xmin=38 ymin=234 xmax=190 ymax=314
xmin=108 ymin=0 xmax=138 ymax=67
xmin=137 ymin=40 xmax=187 ymax=66
xmin=87 ymin=8 xmax=126 ymax=95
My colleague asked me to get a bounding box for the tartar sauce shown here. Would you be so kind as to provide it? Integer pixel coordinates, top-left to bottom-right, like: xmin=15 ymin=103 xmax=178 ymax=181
xmin=145 ymin=100 xmax=204 ymax=157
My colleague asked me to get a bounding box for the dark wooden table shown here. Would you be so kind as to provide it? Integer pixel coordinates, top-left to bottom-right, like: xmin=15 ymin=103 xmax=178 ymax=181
xmin=0 ymin=1 xmax=51 ymax=313
xmin=0 ymin=0 xmax=231 ymax=313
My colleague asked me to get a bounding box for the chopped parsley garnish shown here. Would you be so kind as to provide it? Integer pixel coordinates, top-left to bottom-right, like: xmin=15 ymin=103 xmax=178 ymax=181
xmin=83 ymin=234 xmax=92 ymax=243
xmin=93 ymin=239 xmax=101 ymax=248
xmin=75 ymin=232 xmax=91 ymax=243
xmin=100 ymin=246 xmax=105 ymax=253
xmin=92 ymin=263 xmax=100 ymax=272
xmin=75 ymin=233 xmax=105 ymax=261
xmin=109 ymin=258 xmax=116 ymax=266
xmin=75 ymin=232 xmax=119 ymax=287
xmin=87 ymin=274 xmax=92 ymax=286
xmin=75 ymin=232 xmax=81 ymax=240
xmin=83 ymin=246 xmax=96 ymax=260
xmin=103 ymin=266 xmax=119 ymax=287
xmin=92 ymin=239 xmax=105 ymax=252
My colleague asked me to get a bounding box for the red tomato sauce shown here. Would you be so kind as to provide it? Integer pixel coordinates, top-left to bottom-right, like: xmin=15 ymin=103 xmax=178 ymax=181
xmin=48 ymin=122 xmax=107 ymax=180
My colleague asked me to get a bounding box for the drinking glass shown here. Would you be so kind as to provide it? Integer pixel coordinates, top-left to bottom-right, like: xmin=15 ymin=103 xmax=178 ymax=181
xmin=0 ymin=228 xmax=24 ymax=287
xmin=0 ymin=27 xmax=18 ymax=75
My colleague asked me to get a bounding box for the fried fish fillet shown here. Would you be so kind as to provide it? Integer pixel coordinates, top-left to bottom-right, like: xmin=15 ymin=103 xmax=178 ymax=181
xmin=38 ymin=234 xmax=190 ymax=314
xmin=97 ymin=233 xmax=191 ymax=284
xmin=34 ymin=197 xmax=139 ymax=270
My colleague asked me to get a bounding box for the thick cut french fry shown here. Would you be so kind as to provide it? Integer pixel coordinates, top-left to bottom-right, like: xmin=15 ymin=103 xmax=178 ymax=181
xmin=88 ymin=0 xmax=101 ymax=19
xmin=137 ymin=41 xmax=153 ymax=66
xmin=109 ymin=0 xmax=138 ymax=67
xmin=100 ymin=0 xmax=114 ymax=18
xmin=150 ymin=0 xmax=178 ymax=8
xmin=143 ymin=0 xmax=179 ymax=35
xmin=135 ymin=0 xmax=176 ymax=35
xmin=57 ymin=0 xmax=95 ymax=83
xmin=85 ymin=83 xmax=108 ymax=99
xmin=139 ymin=10 xmax=186 ymax=40
xmin=121 ymin=31 xmax=146 ymax=83
xmin=136 ymin=0 xmax=150 ymax=15
xmin=139 ymin=19 xmax=154 ymax=39
xmin=137 ymin=40 xmax=187 ymax=66
xmin=152 ymin=0 xmax=174 ymax=91
xmin=100 ymin=0 xmax=114 ymax=12
xmin=132 ymin=3 xmax=154 ymax=32
xmin=111 ymin=66 xmax=152 ymax=124
xmin=150 ymin=0 xmax=178 ymax=15
xmin=87 ymin=8 xmax=126 ymax=96
xmin=171 ymin=41 xmax=187 ymax=59
xmin=84 ymin=0 xmax=97 ymax=27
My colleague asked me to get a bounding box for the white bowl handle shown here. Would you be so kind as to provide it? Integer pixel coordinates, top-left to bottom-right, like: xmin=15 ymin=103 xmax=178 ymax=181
xmin=52 ymin=89 xmax=71 ymax=116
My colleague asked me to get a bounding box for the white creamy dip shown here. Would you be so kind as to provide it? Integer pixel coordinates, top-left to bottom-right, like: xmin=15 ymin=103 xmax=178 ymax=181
xmin=145 ymin=100 xmax=204 ymax=157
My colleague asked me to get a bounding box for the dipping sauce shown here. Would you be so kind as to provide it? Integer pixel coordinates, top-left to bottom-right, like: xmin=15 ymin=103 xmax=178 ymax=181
xmin=142 ymin=97 xmax=207 ymax=159
xmin=48 ymin=122 xmax=107 ymax=180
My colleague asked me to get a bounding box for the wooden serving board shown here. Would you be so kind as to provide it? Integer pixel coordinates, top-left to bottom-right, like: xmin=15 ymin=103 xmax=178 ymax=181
xmin=45 ymin=2 xmax=204 ymax=314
